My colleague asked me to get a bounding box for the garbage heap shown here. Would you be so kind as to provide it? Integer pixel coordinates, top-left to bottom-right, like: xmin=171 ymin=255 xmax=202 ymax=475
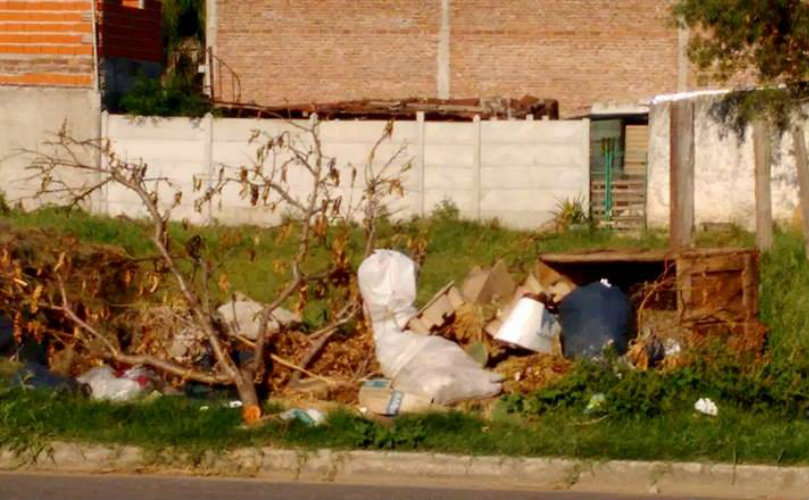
xmin=0 ymin=223 xmax=765 ymax=415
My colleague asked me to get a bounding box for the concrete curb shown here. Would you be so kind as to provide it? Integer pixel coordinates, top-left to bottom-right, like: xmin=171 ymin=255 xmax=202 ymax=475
xmin=1 ymin=442 xmax=807 ymax=499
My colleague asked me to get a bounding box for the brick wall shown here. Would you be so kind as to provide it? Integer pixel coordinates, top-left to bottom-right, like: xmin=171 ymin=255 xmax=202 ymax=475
xmin=214 ymin=0 xmax=440 ymax=105
xmin=0 ymin=0 xmax=161 ymax=89
xmin=0 ymin=0 xmax=94 ymax=87
xmin=213 ymin=0 xmax=681 ymax=116
xmin=450 ymin=0 xmax=679 ymax=116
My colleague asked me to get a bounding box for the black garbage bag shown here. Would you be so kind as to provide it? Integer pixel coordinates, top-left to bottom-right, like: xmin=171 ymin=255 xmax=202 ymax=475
xmin=558 ymin=282 xmax=632 ymax=359
xmin=0 ymin=313 xmax=48 ymax=364
xmin=12 ymin=362 xmax=90 ymax=396
xmin=0 ymin=315 xmax=13 ymax=356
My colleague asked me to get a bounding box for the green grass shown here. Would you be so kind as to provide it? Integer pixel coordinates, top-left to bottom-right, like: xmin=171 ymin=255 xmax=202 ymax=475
xmin=1 ymin=206 xmax=682 ymax=305
xmin=1 ymin=387 xmax=808 ymax=465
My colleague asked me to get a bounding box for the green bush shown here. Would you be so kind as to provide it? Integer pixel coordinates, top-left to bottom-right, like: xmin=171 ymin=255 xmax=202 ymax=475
xmin=0 ymin=191 xmax=9 ymax=215
xmin=120 ymin=76 xmax=211 ymax=117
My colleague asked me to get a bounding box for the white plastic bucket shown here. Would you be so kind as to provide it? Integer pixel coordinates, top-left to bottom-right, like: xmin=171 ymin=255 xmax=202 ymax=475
xmin=493 ymin=297 xmax=559 ymax=353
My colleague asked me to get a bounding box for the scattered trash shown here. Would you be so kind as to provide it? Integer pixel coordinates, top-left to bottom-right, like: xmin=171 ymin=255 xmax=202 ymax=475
xmin=358 ymin=379 xmax=442 ymax=416
xmin=12 ymin=362 xmax=89 ymax=395
xmin=407 ymin=282 xmax=465 ymax=335
xmin=585 ymin=393 xmax=607 ymax=414
xmin=493 ymin=296 xmax=560 ymax=353
xmin=461 ymin=260 xmax=517 ymax=305
xmin=664 ymin=339 xmax=682 ymax=357
xmin=496 ymin=354 xmax=571 ymax=394
xmin=227 ymin=400 xmax=243 ymax=409
xmin=280 ymin=408 xmax=326 ymax=426
xmin=533 ymin=261 xmax=576 ymax=303
xmin=218 ymin=295 xmax=301 ymax=340
xmin=464 ymin=341 xmax=489 ymax=367
xmin=558 ymin=282 xmax=632 ymax=359
xmin=358 ymin=250 xmax=503 ymax=404
xmin=694 ymin=398 xmax=719 ymax=416
xmin=199 ymin=405 xmax=210 ymax=411
xmin=76 ymin=365 xmax=153 ymax=401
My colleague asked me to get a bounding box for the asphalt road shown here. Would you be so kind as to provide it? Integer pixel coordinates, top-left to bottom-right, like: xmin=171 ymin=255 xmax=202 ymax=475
xmin=0 ymin=472 xmax=708 ymax=500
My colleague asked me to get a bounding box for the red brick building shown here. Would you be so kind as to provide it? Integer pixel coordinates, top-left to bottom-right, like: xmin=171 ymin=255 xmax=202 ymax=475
xmin=0 ymin=0 xmax=163 ymax=105
xmin=209 ymin=0 xmax=688 ymax=117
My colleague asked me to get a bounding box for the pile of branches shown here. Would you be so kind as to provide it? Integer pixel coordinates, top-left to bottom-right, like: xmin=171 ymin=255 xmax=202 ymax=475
xmin=5 ymin=117 xmax=409 ymax=422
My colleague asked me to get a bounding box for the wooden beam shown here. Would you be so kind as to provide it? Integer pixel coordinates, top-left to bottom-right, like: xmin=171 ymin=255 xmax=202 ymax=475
xmin=791 ymin=124 xmax=809 ymax=260
xmin=753 ymin=119 xmax=773 ymax=251
xmin=669 ymin=100 xmax=695 ymax=248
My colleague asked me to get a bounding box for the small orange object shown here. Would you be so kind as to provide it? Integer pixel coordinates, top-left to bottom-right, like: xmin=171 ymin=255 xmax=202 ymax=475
xmin=242 ymin=404 xmax=261 ymax=425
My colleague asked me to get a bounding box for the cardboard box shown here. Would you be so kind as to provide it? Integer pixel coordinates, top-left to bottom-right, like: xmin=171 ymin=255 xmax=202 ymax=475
xmin=358 ymin=379 xmax=441 ymax=416
xmin=461 ymin=260 xmax=516 ymax=305
xmin=407 ymin=282 xmax=465 ymax=334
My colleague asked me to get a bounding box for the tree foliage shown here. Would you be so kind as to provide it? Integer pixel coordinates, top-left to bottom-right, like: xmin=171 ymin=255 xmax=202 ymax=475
xmin=673 ymin=0 xmax=809 ymax=128
xmin=120 ymin=75 xmax=212 ymax=118
xmin=162 ymin=0 xmax=205 ymax=54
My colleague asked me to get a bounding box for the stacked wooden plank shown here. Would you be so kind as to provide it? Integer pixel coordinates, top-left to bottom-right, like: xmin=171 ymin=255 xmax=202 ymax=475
xmin=215 ymin=95 xmax=560 ymax=122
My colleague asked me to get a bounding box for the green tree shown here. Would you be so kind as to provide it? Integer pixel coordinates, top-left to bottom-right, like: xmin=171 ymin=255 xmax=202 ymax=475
xmin=673 ymin=0 xmax=809 ymax=128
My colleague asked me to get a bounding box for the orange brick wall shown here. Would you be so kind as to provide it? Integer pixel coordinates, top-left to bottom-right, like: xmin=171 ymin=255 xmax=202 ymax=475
xmin=214 ymin=0 xmax=681 ymax=116
xmin=0 ymin=0 xmax=94 ymax=87
xmin=0 ymin=0 xmax=161 ymax=89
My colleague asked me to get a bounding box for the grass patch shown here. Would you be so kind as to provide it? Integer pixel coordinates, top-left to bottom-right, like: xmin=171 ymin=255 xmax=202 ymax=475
xmin=1 ymin=386 xmax=807 ymax=465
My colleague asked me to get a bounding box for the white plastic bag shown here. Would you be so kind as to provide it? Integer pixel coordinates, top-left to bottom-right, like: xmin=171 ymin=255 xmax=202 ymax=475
xmin=217 ymin=297 xmax=300 ymax=340
xmin=358 ymin=250 xmax=502 ymax=404
xmin=76 ymin=365 xmax=151 ymax=401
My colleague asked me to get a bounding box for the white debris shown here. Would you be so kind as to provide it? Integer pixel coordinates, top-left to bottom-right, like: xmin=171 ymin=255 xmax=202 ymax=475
xmin=217 ymin=297 xmax=301 ymax=340
xmin=280 ymin=408 xmax=326 ymax=426
xmin=694 ymin=398 xmax=719 ymax=417
xmin=664 ymin=339 xmax=682 ymax=357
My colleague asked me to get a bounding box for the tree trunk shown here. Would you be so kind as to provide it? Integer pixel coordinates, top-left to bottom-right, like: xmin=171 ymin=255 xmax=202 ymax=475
xmin=233 ymin=371 xmax=261 ymax=423
xmin=791 ymin=124 xmax=809 ymax=260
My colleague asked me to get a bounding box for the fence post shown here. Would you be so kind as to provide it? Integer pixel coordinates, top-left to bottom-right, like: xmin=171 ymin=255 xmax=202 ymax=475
xmin=791 ymin=124 xmax=809 ymax=260
xmin=753 ymin=119 xmax=773 ymax=251
xmin=669 ymin=100 xmax=695 ymax=248
xmin=204 ymin=112 xmax=214 ymax=224
xmin=473 ymin=115 xmax=482 ymax=221
xmin=100 ymin=110 xmax=110 ymax=215
xmin=416 ymin=111 xmax=426 ymax=216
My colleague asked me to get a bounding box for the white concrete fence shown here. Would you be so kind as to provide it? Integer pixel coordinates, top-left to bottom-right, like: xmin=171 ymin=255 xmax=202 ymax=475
xmin=94 ymin=113 xmax=589 ymax=229
xmin=647 ymin=95 xmax=803 ymax=230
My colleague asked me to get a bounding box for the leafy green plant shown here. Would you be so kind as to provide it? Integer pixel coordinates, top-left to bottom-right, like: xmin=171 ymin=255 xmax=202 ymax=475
xmin=120 ymin=76 xmax=212 ymax=117
xmin=0 ymin=191 xmax=9 ymax=215
xmin=431 ymin=199 xmax=461 ymax=222
xmin=551 ymin=196 xmax=590 ymax=232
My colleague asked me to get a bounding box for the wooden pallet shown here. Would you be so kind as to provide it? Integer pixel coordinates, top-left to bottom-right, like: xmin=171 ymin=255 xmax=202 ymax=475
xmin=591 ymin=175 xmax=647 ymax=230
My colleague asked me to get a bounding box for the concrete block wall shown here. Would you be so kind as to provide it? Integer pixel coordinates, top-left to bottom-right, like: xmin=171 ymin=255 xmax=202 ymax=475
xmin=100 ymin=114 xmax=589 ymax=230
xmin=212 ymin=0 xmax=682 ymax=116
xmin=647 ymin=96 xmax=801 ymax=230
xmin=0 ymin=86 xmax=101 ymax=206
